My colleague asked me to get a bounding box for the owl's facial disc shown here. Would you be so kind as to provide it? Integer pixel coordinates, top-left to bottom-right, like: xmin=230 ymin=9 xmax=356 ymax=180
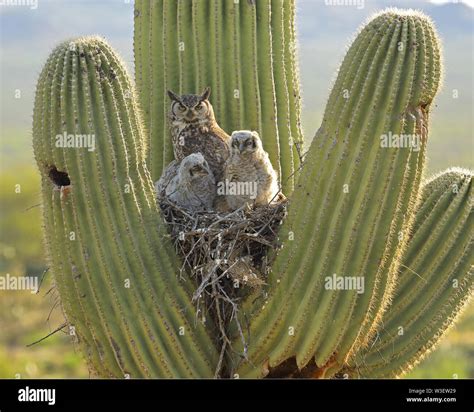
xmin=238 ymin=137 xmax=257 ymax=154
xmin=231 ymin=138 xmax=241 ymax=154
xmin=171 ymin=101 xmax=187 ymax=118
xmin=231 ymin=131 xmax=260 ymax=154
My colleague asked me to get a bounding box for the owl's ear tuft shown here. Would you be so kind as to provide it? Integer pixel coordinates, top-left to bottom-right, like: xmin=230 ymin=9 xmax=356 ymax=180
xmin=167 ymin=90 xmax=181 ymax=102
xmin=200 ymin=87 xmax=211 ymax=101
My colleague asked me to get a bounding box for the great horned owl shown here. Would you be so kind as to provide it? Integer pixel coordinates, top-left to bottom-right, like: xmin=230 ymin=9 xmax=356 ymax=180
xmin=223 ymin=130 xmax=280 ymax=210
xmin=167 ymin=87 xmax=230 ymax=182
xmin=155 ymin=153 xmax=216 ymax=212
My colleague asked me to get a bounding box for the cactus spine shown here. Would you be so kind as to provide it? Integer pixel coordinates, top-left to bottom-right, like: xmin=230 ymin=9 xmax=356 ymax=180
xmin=232 ymin=10 xmax=441 ymax=377
xmin=32 ymin=37 xmax=218 ymax=378
xmin=345 ymin=169 xmax=473 ymax=378
xmin=133 ymin=0 xmax=304 ymax=192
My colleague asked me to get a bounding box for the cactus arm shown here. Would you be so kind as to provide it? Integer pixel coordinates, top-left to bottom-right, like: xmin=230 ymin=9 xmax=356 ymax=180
xmin=33 ymin=48 xmax=115 ymax=376
xmin=345 ymin=16 xmax=441 ymax=355
xmin=346 ymin=169 xmax=473 ymax=378
xmin=233 ymin=10 xmax=441 ymax=378
xmin=33 ymin=37 xmax=218 ymax=377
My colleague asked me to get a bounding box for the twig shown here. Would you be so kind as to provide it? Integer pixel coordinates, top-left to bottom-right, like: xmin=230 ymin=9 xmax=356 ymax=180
xmin=26 ymin=322 xmax=68 ymax=347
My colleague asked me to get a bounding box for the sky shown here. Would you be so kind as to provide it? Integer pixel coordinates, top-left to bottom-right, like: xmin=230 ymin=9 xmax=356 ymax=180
xmin=0 ymin=0 xmax=473 ymax=172
xmin=430 ymin=0 xmax=473 ymax=7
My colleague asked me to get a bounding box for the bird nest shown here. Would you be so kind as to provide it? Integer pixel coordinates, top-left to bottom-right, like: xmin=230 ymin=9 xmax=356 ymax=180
xmin=158 ymin=196 xmax=288 ymax=376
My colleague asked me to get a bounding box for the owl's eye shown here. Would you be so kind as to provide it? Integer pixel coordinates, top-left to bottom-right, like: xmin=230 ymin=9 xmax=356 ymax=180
xmin=246 ymin=139 xmax=254 ymax=147
xmin=177 ymin=103 xmax=186 ymax=112
xmin=195 ymin=102 xmax=205 ymax=111
xmin=232 ymin=140 xmax=239 ymax=147
xmin=189 ymin=165 xmax=204 ymax=176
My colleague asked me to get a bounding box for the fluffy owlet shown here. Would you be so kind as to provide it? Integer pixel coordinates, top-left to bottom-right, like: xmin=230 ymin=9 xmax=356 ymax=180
xmin=167 ymin=87 xmax=230 ymax=182
xmin=155 ymin=153 xmax=216 ymax=212
xmin=222 ymin=130 xmax=280 ymax=210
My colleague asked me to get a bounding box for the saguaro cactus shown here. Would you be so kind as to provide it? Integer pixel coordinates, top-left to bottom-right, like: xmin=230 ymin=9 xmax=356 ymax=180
xmin=31 ymin=4 xmax=473 ymax=379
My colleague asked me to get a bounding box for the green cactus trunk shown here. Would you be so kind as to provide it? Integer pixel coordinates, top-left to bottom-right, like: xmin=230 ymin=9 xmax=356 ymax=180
xmin=232 ymin=10 xmax=441 ymax=378
xmin=32 ymin=37 xmax=218 ymax=378
xmin=133 ymin=0 xmax=304 ymax=193
xmin=344 ymin=168 xmax=473 ymax=378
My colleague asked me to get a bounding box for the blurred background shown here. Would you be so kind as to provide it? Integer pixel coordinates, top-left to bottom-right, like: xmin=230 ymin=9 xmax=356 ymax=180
xmin=0 ymin=0 xmax=472 ymax=378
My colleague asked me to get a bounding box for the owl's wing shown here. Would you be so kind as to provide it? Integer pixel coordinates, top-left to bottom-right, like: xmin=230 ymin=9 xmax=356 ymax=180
xmin=208 ymin=131 xmax=230 ymax=160
xmin=210 ymin=125 xmax=231 ymax=145
xmin=155 ymin=160 xmax=179 ymax=197
xmin=205 ymin=128 xmax=231 ymax=177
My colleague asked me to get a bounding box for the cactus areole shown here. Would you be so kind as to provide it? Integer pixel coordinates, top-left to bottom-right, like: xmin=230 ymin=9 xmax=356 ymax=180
xmin=31 ymin=2 xmax=473 ymax=379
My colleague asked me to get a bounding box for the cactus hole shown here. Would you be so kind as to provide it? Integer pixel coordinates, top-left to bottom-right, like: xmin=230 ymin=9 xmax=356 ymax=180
xmin=48 ymin=165 xmax=71 ymax=187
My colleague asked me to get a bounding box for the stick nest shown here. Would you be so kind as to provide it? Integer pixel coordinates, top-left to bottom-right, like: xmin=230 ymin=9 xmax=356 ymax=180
xmin=158 ymin=196 xmax=287 ymax=377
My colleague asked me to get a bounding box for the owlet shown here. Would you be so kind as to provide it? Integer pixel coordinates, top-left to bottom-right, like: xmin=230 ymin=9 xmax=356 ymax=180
xmin=223 ymin=130 xmax=280 ymax=210
xmin=155 ymin=153 xmax=216 ymax=212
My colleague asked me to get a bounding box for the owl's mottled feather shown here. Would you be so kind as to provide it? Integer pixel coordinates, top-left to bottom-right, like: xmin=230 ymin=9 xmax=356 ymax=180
xmin=155 ymin=160 xmax=179 ymax=196
xmin=167 ymin=88 xmax=230 ymax=182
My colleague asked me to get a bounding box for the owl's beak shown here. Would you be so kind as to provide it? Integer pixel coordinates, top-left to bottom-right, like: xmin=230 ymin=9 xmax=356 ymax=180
xmin=239 ymin=143 xmax=245 ymax=153
xmin=185 ymin=110 xmax=195 ymax=121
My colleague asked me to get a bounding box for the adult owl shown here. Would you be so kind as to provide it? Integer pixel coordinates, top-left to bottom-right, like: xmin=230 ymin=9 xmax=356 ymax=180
xmin=155 ymin=153 xmax=216 ymax=212
xmin=222 ymin=130 xmax=280 ymax=210
xmin=167 ymin=87 xmax=230 ymax=182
